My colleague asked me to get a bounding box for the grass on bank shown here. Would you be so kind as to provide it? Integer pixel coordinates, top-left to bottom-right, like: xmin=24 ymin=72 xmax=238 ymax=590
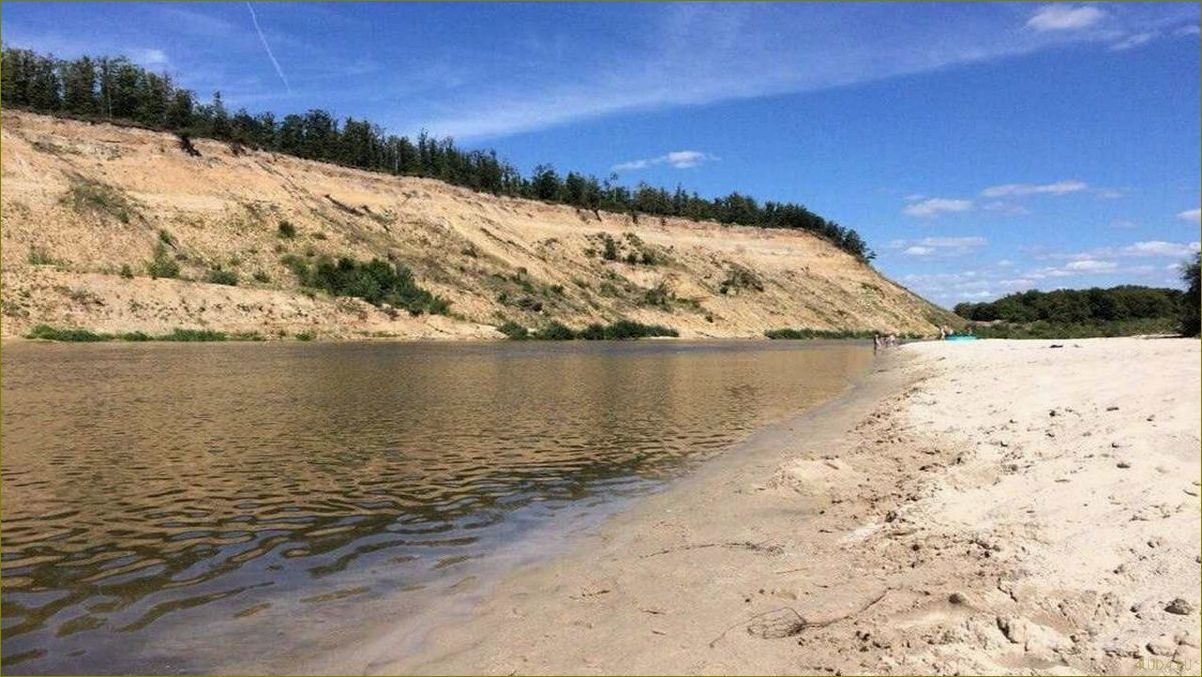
xmin=61 ymin=176 xmax=137 ymax=224
xmin=499 ymin=319 xmax=679 ymax=341
xmin=968 ymin=318 xmax=1179 ymax=339
xmin=25 ymin=325 xmax=267 ymax=342
xmin=764 ymin=328 xmax=922 ymax=340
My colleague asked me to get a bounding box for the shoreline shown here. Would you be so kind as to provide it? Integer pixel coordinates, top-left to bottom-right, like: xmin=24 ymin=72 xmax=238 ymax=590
xmin=283 ymin=347 xmax=914 ymax=675
xmin=291 ymin=337 xmax=1199 ymax=676
xmin=4 ymin=332 xmax=891 ymax=345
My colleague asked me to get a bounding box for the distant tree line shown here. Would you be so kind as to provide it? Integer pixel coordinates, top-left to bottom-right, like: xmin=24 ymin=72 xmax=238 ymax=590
xmin=954 ymin=286 xmax=1184 ymax=324
xmin=1180 ymin=252 xmax=1199 ymax=337
xmin=0 ymin=47 xmax=873 ymax=260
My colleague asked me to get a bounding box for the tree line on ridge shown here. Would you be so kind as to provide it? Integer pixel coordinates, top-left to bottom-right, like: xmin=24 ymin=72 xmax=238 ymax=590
xmin=1 ymin=47 xmax=873 ymax=260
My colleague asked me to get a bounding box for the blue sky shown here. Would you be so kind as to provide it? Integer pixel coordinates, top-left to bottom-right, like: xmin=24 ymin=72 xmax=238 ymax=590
xmin=3 ymin=2 xmax=1199 ymax=306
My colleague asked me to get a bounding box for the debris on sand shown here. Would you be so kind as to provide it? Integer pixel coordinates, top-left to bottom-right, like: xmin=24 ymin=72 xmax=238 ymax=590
xmin=1165 ymin=598 xmax=1194 ymax=616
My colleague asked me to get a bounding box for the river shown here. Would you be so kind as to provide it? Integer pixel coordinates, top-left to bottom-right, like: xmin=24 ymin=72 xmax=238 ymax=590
xmin=1 ymin=339 xmax=871 ymax=673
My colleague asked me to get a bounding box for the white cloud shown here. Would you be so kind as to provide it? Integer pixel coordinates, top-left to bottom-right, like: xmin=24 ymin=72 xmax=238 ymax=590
xmin=665 ymin=151 xmax=708 ymax=168
xmin=1176 ymin=24 xmax=1201 ymax=36
xmin=982 ymin=200 xmax=1031 ymax=215
xmin=1121 ymin=240 xmax=1201 ymax=258
xmin=903 ymin=197 xmax=973 ymax=218
xmin=980 ymin=180 xmax=1088 ymax=198
xmin=997 ymin=259 xmax=1014 ymax=268
xmin=1026 ymin=4 xmax=1107 ymax=32
xmin=1110 ymin=31 xmax=1158 ymax=51
xmin=921 ymin=236 xmax=987 ymax=248
xmin=959 ymin=290 xmax=995 ymax=300
xmin=130 ymin=48 xmax=170 ymax=68
xmin=898 ymin=269 xmax=1004 ymax=305
xmin=612 ymin=150 xmax=715 ymax=172
xmin=1177 ymin=208 xmax=1201 ymax=224
xmin=1064 ymin=259 xmax=1117 ymax=272
xmin=893 ymin=236 xmax=987 ymax=257
xmin=408 ymin=4 xmax=1196 ymax=138
xmin=999 ymin=277 xmax=1035 ymax=289
xmin=1044 ymin=240 xmax=1199 ymax=262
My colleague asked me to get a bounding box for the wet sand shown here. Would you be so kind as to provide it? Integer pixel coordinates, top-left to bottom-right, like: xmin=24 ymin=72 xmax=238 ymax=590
xmin=297 ymin=337 xmax=1199 ymax=676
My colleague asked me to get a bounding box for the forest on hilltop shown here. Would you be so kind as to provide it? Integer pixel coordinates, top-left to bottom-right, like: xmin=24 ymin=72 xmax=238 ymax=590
xmin=1 ymin=47 xmax=873 ymax=260
xmin=954 ymin=280 xmax=1199 ymax=339
xmin=953 ymin=286 xmax=1184 ymax=324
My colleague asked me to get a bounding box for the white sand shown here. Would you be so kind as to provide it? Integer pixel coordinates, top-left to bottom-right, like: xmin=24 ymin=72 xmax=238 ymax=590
xmin=301 ymin=337 xmax=1199 ymax=676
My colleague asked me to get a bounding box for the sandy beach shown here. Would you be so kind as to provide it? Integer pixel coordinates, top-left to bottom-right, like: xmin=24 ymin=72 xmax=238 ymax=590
xmin=307 ymin=337 xmax=1200 ymax=676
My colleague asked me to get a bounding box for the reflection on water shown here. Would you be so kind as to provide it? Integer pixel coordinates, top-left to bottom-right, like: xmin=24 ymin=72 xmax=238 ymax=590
xmin=1 ymin=340 xmax=870 ymax=673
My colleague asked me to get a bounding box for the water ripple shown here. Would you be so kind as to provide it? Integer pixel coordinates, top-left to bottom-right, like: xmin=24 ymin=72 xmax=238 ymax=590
xmin=1 ymin=339 xmax=869 ymax=673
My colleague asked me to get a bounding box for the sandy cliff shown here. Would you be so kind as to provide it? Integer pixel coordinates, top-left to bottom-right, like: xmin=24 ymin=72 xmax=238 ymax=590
xmin=1 ymin=111 xmax=956 ymax=339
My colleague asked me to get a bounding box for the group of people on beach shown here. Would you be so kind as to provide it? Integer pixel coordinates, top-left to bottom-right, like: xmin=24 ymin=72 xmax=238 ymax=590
xmin=874 ymin=325 xmax=975 ymax=353
xmin=938 ymin=325 xmax=973 ymax=339
xmin=872 ymin=333 xmax=898 ymax=353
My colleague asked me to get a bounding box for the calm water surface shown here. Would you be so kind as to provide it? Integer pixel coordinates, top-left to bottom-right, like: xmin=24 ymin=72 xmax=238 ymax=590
xmin=1 ymin=340 xmax=870 ymax=673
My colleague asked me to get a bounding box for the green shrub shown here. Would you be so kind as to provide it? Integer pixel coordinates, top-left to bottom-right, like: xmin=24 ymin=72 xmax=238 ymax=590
xmin=158 ymin=229 xmax=176 ymax=247
xmin=27 ymin=246 xmax=56 ymax=265
xmin=289 ymin=255 xmax=449 ymax=315
xmin=1181 ymin=252 xmax=1200 ymax=337
xmin=295 ymin=330 xmax=316 ymax=341
xmin=577 ymin=323 xmax=607 ymax=340
xmin=277 ymin=220 xmax=297 ymax=239
xmin=281 ymin=254 xmax=310 ymax=279
xmin=599 ymin=319 xmax=678 ymax=340
xmin=576 ymin=320 xmax=678 ymax=340
xmin=970 ymin=318 xmax=1179 ymax=339
xmin=252 ymin=270 xmax=271 ymax=283
xmin=511 ymin=296 xmax=543 ymax=312
xmin=120 ymin=264 xmax=135 ymax=279
xmin=23 ymin=325 xmax=260 ymax=342
xmin=642 ymin=282 xmax=673 ymax=310
xmin=147 ymin=242 xmax=180 ymax=279
xmin=204 ymin=267 xmax=239 ymax=286
xmin=497 ymin=321 xmax=529 ymax=340
xmin=600 ymin=234 xmax=619 ymax=261
xmin=534 ymin=321 xmax=575 ymax=341
xmin=719 ymin=264 xmax=763 ymax=294
xmin=162 ymin=328 xmax=228 ymax=341
xmin=26 ymin=324 xmax=107 ymax=342
xmin=497 ymin=319 xmax=676 ymax=341
xmin=61 ymin=177 xmax=136 ymax=223
xmin=764 ymin=328 xmax=876 ymax=340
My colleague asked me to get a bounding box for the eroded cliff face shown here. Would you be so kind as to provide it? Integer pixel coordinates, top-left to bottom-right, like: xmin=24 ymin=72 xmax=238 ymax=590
xmin=1 ymin=111 xmax=956 ymax=339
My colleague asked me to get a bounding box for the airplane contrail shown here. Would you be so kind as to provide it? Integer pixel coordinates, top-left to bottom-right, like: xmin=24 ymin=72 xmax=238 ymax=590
xmin=246 ymin=2 xmax=291 ymax=94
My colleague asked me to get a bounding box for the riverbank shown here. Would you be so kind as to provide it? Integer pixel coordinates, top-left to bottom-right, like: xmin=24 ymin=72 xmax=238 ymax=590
xmin=3 ymin=110 xmax=956 ymax=342
xmin=308 ymin=337 xmax=1199 ymax=675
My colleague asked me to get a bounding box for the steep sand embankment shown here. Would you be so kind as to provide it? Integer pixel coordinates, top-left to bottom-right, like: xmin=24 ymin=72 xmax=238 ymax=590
xmin=1 ymin=111 xmax=956 ymax=339
xmin=300 ymin=338 xmax=1199 ymax=676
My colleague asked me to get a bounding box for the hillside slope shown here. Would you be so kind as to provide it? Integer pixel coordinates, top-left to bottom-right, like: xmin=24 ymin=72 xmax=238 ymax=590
xmin=1 ymin=111 xmax=957 ymax=340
